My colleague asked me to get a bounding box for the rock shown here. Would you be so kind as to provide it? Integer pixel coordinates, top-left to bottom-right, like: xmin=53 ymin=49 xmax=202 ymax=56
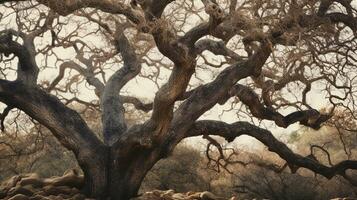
xmin=19 ymin=175 xmax=43 ymax=188
xmin=29 ymin=194 xmax=51 ymax=200
xmin=63 ymin=169 xmax=80 ymax=176
xmin=2 ymin=175 xmax=22 ymax=191
xmin=8 ymin=186 xmax=34 ymax=197
xmin=8 ymin=194 xmax=30 ymax=200
xmin=34 ymin=190 xmax=46 ymax=196
xmin=132 ymin=190 xmax=230 ymax=200
xmin=151 ymin=190 xmax=163 ymax=197
xmin=161 ymin=189 xmax=175 ymax=199
xmin=71 ymin=193 xmax=86 ymax=200
xmin=132 ymin=191 xmax=161 ymax=200
xmin=331 ymin=198 xmax=357 ymax=200
xmin=47 ymin=195 xmax=64 ymax=200
xmin=187 ymin=192 xmax=201 ymax=199
xmin=0 ymin=172 xmax=91 ymax=200
xmin=200 ymin=191 xmax=225 ymax=200
xmin=172 ymin=193 xmax=187 ymax=200
xmin=43 ymin=185 xmax=73 ymax=196
xmin=58 ymin=193 xmax=72 ymax=199
xmin=43 ymin=173 xmax=83 ymax=188
xmin=2 ymin=173 xmax=245 ymax=200
xmin=163 ymin=189 xmax=175 ymax=196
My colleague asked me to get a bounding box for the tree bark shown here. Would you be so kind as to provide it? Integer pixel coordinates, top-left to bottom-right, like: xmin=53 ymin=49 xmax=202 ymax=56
xmin=76 ymin=143 xmax=160 ymax=200
xmin=77 ymin=146 xmax=110 ymax=199
xmin=108 ymin=149 xmax=159 ymax=200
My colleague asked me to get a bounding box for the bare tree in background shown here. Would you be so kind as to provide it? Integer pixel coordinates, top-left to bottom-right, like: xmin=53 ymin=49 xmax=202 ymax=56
xmin=0 ymin=0 xmax=357 ymax=199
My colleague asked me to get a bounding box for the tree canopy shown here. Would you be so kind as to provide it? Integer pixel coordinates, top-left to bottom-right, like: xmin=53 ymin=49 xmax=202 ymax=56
xmin=0 ymin=0 xmax=357 ymax=199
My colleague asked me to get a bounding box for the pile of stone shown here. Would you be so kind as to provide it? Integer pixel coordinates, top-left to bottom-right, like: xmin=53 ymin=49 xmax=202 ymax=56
xmin=132 ymin=190 xmax=236 ymax=200
xmin=0 ymin=170 xmax=233 ymax=200
xmin=132 ymin=190 xmax=357 ymax=200
xmin=1 ymin=171 xmax=356 ymax=200
xmin=331 ymin=199 xmax=357 ymax=200
xmin=0 ymin=169 xmax=89 ymax=200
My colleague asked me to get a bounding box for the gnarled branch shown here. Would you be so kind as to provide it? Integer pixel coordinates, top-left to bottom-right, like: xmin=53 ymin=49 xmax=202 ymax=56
xmin=0 ymin=30 xmax=39 ymax=84
xmin=101 ymin=30 xmax=141 ymax=145
xmin=187 ymin=120 xmax=357 ymax=182
xmin=229 ymin=84 xmax=331 ymax=129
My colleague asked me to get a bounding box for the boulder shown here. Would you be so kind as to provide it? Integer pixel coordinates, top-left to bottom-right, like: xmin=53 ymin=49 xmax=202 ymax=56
xmin=63 ymin=169 xmax=80 ymax=177
xmin=8 ymin=186 xmax=34 ymax=197
xmin=200 ymin=191 xmax=225 ymax=200
xmin=43 ymin=185 xmax=73 ymax=196
xmin=1 ymin=175 xmax=22 ymax=191
xmin=132 ymin=190 xmax=230 ymax=200
xmin=47 ymin=195 xmax=64 ymax=200
xmin=29 ymin=194 xmax=51 ymax=200
xmin=187 ymin=192 xmax=201 ymax=199
xmin=2 ymin=174 xmax=249 ymax=200
xmin=0 ymin=172 xmax=88 ymax=200
xmin=161 ymin=189 xmax=175 ymax=199
xmin=8 ymin=194 xmax=30 ymax=200
xmin=70 ymin=193 xmax=86 ymax=200
xmin=43 ymin=173 xmax=83 ymax=188
xmin=172 ymin=193 xmax=188 ymax=200
xmin=19 ymin=175 xmax=43 ymax=188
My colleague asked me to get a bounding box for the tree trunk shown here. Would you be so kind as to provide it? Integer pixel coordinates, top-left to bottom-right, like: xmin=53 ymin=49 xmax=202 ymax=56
xmin=76 ymin=146 xmax=110 ymax=199
xmin=79 ymin=147 xmax=160 ymax=200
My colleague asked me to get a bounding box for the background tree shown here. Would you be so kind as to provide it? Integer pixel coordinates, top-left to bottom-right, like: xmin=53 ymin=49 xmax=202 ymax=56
xmin=0 ymin=0 xmax=357 ymax=199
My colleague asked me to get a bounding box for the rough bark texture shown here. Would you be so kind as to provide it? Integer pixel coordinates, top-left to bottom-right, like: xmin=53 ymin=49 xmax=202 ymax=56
xmin=0 ymin=0 xmax=357 ymax=199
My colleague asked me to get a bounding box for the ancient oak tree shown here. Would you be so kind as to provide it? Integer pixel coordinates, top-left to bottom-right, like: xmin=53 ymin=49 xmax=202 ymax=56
xmin=0 ymin=0 xmax=357 ymax=199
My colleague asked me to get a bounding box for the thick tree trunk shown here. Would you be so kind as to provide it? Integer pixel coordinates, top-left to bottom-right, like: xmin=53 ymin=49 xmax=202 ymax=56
xmin=76 ymin=146 xmax=110 ymax=199
xmin=110 ymin=149 xmax=160 ymax=200
xmin=80 ymin=147 xmax=160 ymax=200
xmin=81 ymin=162 xmax=109 ymax=199
xmin=108 ymin=162 xmax=152 ymax=200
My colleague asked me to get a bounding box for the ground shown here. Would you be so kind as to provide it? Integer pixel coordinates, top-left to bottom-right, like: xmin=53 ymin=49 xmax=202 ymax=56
xmin=0 ymin=170 xmax=355 ymax=200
